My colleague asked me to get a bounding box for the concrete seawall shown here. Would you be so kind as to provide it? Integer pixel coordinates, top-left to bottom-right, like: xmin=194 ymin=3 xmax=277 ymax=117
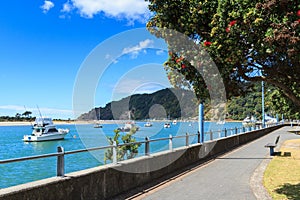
xmin=0 ymin=125 xmax=283 ymax=200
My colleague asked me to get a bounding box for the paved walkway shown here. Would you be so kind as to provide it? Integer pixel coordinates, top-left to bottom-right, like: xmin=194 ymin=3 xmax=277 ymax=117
xmin=126 ymin=126 xmax=299 ymax=200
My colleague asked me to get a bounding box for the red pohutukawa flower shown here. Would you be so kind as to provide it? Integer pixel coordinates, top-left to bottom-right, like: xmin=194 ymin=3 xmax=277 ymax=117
xmin=229 ymin=20 xmax=237 ymax=26
xmin=226 ymin=20 xmax=237 ymax=32
xmin=176 ymin=57 xmax=183 ymax=63
xmin=181 ymin=64 xmax=186 ymax=69
xmin=297 ymin=10 xmax=300 ymax=17
xmin=203 ymin=41 xmax=212 ymax=46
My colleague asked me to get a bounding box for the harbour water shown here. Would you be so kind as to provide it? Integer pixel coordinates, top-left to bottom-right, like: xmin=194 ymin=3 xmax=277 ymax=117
xmin=0 ymin=121 xmax=242 ymax=189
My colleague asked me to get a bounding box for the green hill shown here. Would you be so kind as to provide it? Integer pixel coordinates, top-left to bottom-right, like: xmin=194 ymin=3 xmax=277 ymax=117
xmin=77 ymin=88 xmax=198 ymax=120
xmin=78 ymin=83 xmax=300 ymax=121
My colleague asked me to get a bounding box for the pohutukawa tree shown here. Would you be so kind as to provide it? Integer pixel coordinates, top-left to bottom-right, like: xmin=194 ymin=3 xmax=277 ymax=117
xmin=146 ymin=0 xmax=300 ymax=106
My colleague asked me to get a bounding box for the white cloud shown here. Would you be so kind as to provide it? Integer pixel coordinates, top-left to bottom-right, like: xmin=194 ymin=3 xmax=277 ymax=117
xmin=40 ymin=1 xmax=55 ymax=13
xmin=60 ymin=2 xmax=73 ymax=19
xmin=61 ymin=1 xmax=73 ymax=13
xmin=122 ymin=39 xmax=154 ymax=58
xmin=105 ymin=54 xmax=118 ymax=64
xmin=61 ymin=0 xmax=150 ymax=23
xmin=156 ymin=50 xmax=165 ymax=56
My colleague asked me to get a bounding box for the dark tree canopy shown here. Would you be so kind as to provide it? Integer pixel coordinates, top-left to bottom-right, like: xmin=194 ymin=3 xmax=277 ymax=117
xmin=22 ymin=111 xmax=32 ymax=118
xmin=146 ymin=0 xmax=300 ymax=106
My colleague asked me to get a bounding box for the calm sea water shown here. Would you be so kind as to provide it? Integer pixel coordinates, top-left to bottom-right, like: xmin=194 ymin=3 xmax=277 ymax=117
xmin=0 ymin=121 xmax=242 ymax=189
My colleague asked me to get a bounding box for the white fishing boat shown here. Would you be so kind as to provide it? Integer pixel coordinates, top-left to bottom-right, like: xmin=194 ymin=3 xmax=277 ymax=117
xmin=172 ymin=120 xmax=177 ymax=125
xmin=94 ymin=109 xmax=103 ymax=128
xmin=23 ymin=118 xmax=69 ymax=142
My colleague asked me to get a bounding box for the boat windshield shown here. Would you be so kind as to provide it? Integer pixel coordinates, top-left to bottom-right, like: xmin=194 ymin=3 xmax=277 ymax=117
xmin=48 ymin=128 xmax=58 ymax=133
xmin=34 ymin=118 xmax=54 ymax=126
xmin=33 ymin=127 xmax=44 ymax=133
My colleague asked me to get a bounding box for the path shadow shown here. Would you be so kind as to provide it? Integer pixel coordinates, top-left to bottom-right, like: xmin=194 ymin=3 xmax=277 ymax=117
xmin=282 ymin=152 xmax=291 ymax=157
xmin=216 ymin=157 xmax=272 ymax=160
xmin=275 ymin=183 xmax=300 ymax=200
xmin=274 ymin=151 xmax=291 ymax=157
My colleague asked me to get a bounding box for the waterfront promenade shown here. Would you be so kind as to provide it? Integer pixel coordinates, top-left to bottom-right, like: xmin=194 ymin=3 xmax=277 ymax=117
xmin=120 ymin=126 xmax=299 ymax=200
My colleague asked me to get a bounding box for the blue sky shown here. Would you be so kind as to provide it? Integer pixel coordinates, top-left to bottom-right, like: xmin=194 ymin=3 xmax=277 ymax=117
xmin=0 ymin=0 xmax=171 ymax=119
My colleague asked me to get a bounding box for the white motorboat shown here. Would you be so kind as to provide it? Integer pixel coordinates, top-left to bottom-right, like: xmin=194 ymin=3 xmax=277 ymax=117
xmin=23 ymin=118 xmax=69 ymax=142
xmin=94 ymin=123 xmax=103 ymax=128
xmin=164 ymin=123 xmax=171 ymax=128
xmin=242 ymin=116 xmax=257 ymax=126
xmin=265 ymin=115 xmax=277 ymax=124
xmin=117 ymin=122 xmax=140 ymax=132
xmin=144 ymin=122 xmax=153 ymax=127
xmin=216 ymin=120 xmax=225 ymax=125
xmin=172 ymin=120 xmax=177 ymax=125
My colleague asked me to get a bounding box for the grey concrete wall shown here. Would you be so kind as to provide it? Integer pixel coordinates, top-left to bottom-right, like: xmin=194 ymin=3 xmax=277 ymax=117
xmin=0 ymin=125 xmax=283 ymax=200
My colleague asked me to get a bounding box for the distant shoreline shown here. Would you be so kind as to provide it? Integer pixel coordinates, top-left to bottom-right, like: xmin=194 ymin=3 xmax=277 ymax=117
xmin=0 ymin=119 xmax=242 ymax=127
xmin=0 ymin=120 xmax=128 ymax=127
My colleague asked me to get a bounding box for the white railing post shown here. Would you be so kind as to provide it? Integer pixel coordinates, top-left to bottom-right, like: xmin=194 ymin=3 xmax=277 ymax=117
xmin=169 ymin=134 xmax=173 ymax=151
xmin=210 ymin=130 xmax=213 ymax=140
xmin=113 ymin=141 xmax=117 ymax=164
xmin=145 ymin=137 xmax=150 ymax=156
xmin=185 ymin=133 xmax=189 ymax=146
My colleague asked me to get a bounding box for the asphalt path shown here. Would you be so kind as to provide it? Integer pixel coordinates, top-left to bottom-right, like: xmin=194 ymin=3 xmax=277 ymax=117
xmin=129 ymin=126 xmax=299 ymax=200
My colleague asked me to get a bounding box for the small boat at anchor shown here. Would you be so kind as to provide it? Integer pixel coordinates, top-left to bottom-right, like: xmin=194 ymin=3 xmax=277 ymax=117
xmin=164 ymin=123 xmax=171 ymax=128
xmin=144 ymin=122 xmax=153 ymax=127
xmin=94 ymin=123 xmax=103 ymax=128
xmin=242 ymin=116 xmax=257 ymax=126
xmin=117 ymin=122 xmax=140 ymax=132
xmin=23 ymin=117 xmax=69 ymax=142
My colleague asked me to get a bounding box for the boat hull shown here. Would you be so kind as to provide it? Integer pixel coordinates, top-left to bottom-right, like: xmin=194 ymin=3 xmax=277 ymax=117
xmin=117 ymin=127 xmax=140 ymax=132
xmin=23 ymin=132 xmax=68 ymax=142
xmin=144 ymin=122 xmax=152 ymax=127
